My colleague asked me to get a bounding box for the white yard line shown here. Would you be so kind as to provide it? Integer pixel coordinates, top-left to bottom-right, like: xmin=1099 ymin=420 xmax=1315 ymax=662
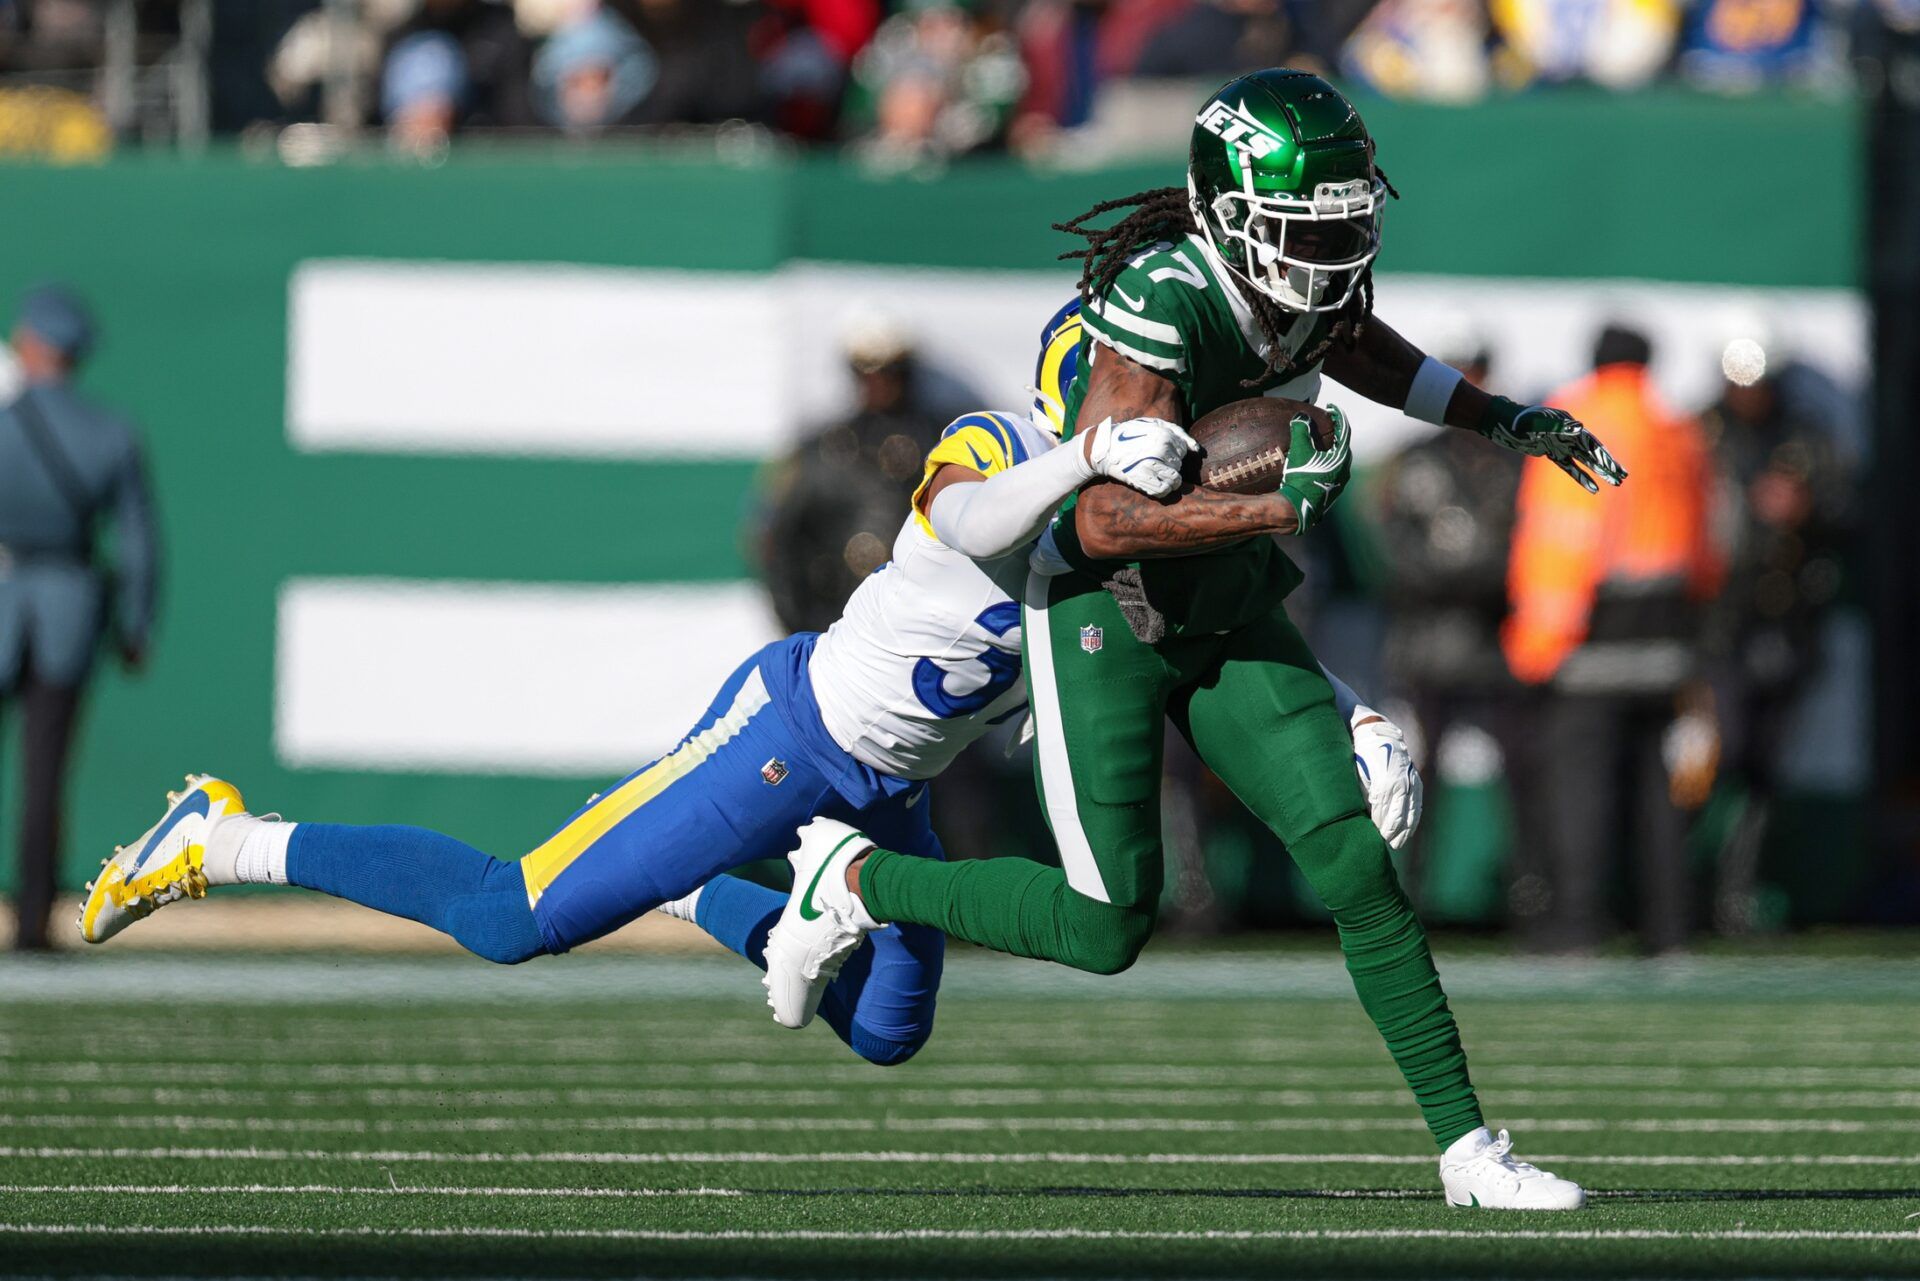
xmin=9 ymin=1061 xmax=1920 ymax=1089
xmin=5 ymin=952 xmax=1918 ymax=1004
xmin=5 ymin=1145 xmax=1920 ymax=1167
xmin=5 ymin=1113 xmax=1919 ymax=1136
xmin=1 ymin=1224 xmax=1917 ymax=1242
xmin=7 ymin=1084 xmax=1920 ymax=1111
xmin=0 ymin=1184 xmax=740 ymax=1198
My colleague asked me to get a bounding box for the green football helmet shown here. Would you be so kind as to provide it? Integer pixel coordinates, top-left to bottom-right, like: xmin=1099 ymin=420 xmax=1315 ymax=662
xmin=1188 ymin=69 xmax=1385 ymax=315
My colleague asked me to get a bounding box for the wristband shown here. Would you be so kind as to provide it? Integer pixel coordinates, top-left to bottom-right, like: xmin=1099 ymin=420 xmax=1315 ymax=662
xmin=1405 ymin=356 xmax=1464 ymax=427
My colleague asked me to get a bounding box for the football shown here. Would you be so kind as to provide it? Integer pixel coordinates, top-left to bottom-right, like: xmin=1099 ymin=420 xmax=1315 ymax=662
xmin=1189 ymin=396 xmax=1332 ymax=495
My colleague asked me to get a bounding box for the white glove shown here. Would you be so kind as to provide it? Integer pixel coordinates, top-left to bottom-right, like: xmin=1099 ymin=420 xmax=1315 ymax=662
xmin=1351 ymin=705 xmax=1423 ymax=851
xmin=1081 ymin=416 xmax=1198 ymax=499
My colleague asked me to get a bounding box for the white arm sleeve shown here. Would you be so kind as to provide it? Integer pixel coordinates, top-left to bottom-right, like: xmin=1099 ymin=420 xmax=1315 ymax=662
xmin=1319 ymin=662 xmax=1362 ymax=724
xmin=926 ymin=439 xmax=1093 ymax=560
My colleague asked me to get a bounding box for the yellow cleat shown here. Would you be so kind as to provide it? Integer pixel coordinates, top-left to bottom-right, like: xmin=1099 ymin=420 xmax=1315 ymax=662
xmin=78 ymin=774 xmax=247 ymax=945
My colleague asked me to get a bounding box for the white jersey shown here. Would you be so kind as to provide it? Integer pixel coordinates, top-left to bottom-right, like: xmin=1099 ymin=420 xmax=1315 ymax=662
xmin=808 ymin=411 xmax=1060 ymax=780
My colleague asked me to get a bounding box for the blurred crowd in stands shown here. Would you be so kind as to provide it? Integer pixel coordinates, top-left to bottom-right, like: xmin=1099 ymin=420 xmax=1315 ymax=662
xmin=755 ymin=309 xmax=1859 ymax=954
xmin=0 ymin=0 xmax=1911 ymax=162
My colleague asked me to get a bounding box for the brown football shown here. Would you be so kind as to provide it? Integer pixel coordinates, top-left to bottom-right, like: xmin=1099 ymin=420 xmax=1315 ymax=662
xmin=1189 ymin=396 xmax=1330 ymax=495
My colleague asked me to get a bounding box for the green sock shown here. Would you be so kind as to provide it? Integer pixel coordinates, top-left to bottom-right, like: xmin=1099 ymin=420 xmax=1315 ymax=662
xmin=865 ymin=821 xmax=1485 ymax=1149
xmin=860 ymin=849 xmax=1155 ymax=978
xmin=1290 ymin=818 xmax=1485 ymax=1149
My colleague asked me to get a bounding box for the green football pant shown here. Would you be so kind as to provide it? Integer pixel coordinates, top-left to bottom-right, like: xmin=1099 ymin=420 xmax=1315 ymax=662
xmin=859 ymin=568 xmax=1485 ymax=1148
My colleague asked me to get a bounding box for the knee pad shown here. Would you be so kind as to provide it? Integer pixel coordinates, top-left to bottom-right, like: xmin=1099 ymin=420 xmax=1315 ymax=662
xmin=1294 ymin=815 xmax=1406 ymax=923
xmin=1069 ymin=897 xmax=1155 ymax=976
xmin=444 ymin=891 xmax=549 ymax=966
xmin=849 ymin=1022 xmax=930 ymax=1067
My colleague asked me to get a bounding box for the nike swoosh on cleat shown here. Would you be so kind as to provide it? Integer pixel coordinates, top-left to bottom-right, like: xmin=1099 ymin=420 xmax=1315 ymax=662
xmin=798 ymin=833 xmax=871 ymax=923
xmin=131 ymin=790 xmax=210 ymax=877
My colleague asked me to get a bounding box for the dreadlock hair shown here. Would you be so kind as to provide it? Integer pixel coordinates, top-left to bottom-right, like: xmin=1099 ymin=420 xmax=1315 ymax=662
xmin=1053 ymin=166 xmax=1399 ymax=387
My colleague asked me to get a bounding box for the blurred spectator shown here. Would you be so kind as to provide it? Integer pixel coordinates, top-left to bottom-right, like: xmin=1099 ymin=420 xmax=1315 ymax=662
xmin=619 ymin=0 xmax=761 ymax=126
xmin=1679 ymin=0 xmax=1827 ymax=91
xmin=1341 ymin=0 xmax=1491 ymax=101
xmin=847 ymin=0 xmax=1026 ymax=167
xmin=0 ymin=286 xmax=159 ymax=952
xmin=754 ymin=0 xmax=881 ymax=140
xmin=1698 ymin=330 xmax=1854 ymax=930
xmin=1132 ymin=0 xmax=1292 ymax=77
xmin=380 ymin=0 xmax=534 ymax=138
xmin=1491 ymin=0 xmax=1681 ymax=89
xmin=0 ymin=84 xmax=110 ymax=162
xmin=755 ymin=313 xmax=973 ymax=633
xmin=1373 ymin=330 xmax=1525 ymax=887
xmin=1503 ymin=324 xmax=1721 ymax=954
xmin=532 ymin=7 xmax=657 ymax=133
xmin=1010 ymin=0 xmax=1184 ymax=154
xmin=385 ymin=31 xmax=470 ymax=150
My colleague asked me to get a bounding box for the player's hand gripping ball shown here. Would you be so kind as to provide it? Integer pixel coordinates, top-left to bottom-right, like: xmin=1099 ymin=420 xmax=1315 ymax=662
xmin=1188 ymin=395 xmax=1352 ymax=533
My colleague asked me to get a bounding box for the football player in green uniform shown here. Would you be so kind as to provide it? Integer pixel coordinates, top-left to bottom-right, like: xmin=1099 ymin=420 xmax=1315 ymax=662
xmin=768 ymin=69 xmax=1623 ymax=1209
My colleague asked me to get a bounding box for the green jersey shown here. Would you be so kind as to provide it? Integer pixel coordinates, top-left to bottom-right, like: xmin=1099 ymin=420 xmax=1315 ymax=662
xmin=1054 ymin=232 xmax=1331 ymax=637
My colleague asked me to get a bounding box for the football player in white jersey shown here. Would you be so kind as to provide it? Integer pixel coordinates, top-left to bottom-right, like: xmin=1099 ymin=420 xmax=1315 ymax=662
xmin=75 ymin=301 xmax=1418 ymax=1068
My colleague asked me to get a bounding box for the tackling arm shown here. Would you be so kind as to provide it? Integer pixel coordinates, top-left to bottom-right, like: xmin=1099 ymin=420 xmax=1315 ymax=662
xmin=1072 ymin=349 xmax=1304 ymax=560
xmin=920 ymin=412 xmax=1196 ymax=561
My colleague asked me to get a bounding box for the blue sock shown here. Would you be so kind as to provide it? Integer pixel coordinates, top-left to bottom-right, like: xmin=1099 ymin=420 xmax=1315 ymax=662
xmin=287 ymin=824 xmax=550 ymax=965
xmin=692 ymin=873 xmax=924 ymax=1064
xmin=692 ymin=873 xmax=782 ymax=963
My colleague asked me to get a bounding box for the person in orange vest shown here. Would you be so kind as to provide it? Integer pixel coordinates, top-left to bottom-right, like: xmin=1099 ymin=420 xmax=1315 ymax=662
xmin=1503 ymin=324 xmax=1722 ymax=954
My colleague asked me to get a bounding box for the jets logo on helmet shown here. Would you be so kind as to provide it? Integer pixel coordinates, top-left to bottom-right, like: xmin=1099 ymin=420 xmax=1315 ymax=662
xmin=1188 ymin=69 xmax=1386 ymax=316
xmin=1197 ymin=99 xmax=1285 ymax=160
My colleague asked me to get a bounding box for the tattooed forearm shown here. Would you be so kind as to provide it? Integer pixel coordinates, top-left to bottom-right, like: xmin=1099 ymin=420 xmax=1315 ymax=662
xmin=1070 ymin=344 xmax=1298 ymax=558
xmin=1077 ymin=480 xmax=1298 ymax=560
xmin=1076 ymin=347 xmax=1184 ymax=433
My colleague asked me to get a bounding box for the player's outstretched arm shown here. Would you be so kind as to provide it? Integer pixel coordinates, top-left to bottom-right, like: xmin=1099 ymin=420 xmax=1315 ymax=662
xmin=922 ymin=415 xmax=1196 ymax=561
xmin=1325 ymin=318 xmax=1626 ymax=493
xmin=1072 ymin=348 xmax=1304 ymax=560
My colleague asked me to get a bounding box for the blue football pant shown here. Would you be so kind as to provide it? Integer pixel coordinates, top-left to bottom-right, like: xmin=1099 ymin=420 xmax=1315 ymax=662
xmin=285 ymin=644 xmax=946 ymax=1064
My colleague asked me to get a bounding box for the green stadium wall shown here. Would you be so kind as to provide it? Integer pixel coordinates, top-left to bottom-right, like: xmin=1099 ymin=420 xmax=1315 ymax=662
xmin=0 ymin=89 xmax=1867 ymax=910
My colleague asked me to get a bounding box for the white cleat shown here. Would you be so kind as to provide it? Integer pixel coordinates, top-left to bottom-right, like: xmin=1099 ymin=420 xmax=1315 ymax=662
xmin=78 ymin=775 xmax=247 ymax=945
xmin=1440 ymin=1127 xmax=1587 ymax=1210
xmin=761 ymin=817 xmax=880 ymax=1029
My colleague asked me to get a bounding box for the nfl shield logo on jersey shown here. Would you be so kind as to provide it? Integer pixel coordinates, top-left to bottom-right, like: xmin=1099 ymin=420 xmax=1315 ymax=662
xmin=1080 ymin=624 xmax=1104 ymax=654
xmin=761 ymin=758 xmax=789 ymax=786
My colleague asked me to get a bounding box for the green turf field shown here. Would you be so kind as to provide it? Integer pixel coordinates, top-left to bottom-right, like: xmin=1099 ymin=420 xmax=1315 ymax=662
xmin=2 ymin=948 xmax=1918 ymax=1278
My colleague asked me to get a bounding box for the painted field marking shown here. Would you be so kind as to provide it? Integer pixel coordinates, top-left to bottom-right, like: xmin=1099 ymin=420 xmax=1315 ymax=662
xmin=7 ymin=1146 xmax=1920 ymax=1168
xmin=7 ymin=951 xmax=1918 ymax=1006
xmin=7 ymin=1083 xmax=1920 ymax=1113
xmin=2 ymin=1224 xmax=1918 ymax=1243
xmin=6 ymin=1113 xmax=1920 ymax=1137
xmin=0 ymin=1184 xmax=740 ymax=1199
xmin=10 ymin=1060 xmax=1920 ymax=1090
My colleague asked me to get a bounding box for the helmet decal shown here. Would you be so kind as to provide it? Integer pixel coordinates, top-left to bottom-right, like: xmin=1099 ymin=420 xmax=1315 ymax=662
xmin=1196 ymin=98 xmax=1288 ymax=161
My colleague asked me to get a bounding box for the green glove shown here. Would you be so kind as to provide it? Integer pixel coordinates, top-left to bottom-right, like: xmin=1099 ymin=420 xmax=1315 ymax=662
xmin=1475 ymin=396 xmax=1628 ymax=494
xmin=1277 ymin=405 xmax=1352 ymax=533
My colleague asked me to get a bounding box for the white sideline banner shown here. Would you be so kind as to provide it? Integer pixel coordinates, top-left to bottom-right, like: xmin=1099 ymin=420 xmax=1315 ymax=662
xmin=286 ymin=258 xmax=1866 ymax=465
xmin=275 ymin=578 xmax=780 ymax=775
xmin=286 ymin=262 xmax=789 ymax=458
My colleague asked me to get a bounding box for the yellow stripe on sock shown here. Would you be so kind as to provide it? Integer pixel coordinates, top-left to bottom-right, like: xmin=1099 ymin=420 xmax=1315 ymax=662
xmin=520 ymin=668 xmax=772 ymax=908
